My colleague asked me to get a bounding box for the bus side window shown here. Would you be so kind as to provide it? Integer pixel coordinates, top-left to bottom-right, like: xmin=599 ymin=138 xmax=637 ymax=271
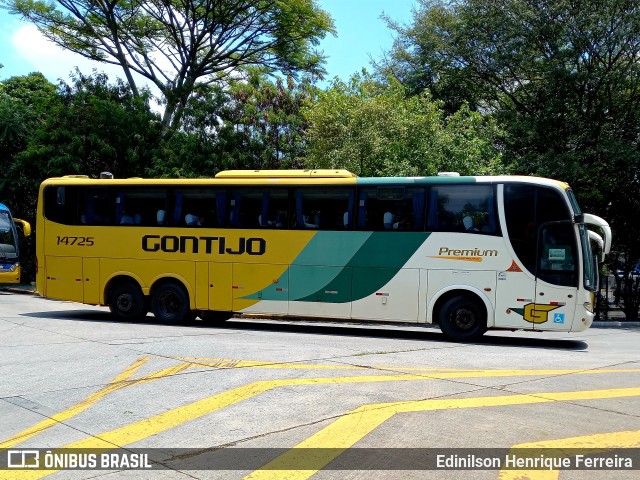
xmin=172 ymin=187 xmax=220 ymax=228
xmin=357 ymin=186 xmax=425 ymax=231
xmin=83 ymin=187 xmax=113 ymax=225
xmin=294 ymin=188 xmax=353 ymax=230
xmin=426 ymin=185 xmax=497 ymax=234
xmin=258 ymin=189 xmax=288 ymax=228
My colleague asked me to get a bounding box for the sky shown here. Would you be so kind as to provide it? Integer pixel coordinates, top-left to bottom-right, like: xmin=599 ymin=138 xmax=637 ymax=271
xmin=0 ymin=0 xmax=417 ymax=86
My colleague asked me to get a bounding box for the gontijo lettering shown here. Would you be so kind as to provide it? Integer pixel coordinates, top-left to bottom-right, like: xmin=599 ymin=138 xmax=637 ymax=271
xmin=142 ymin=235 xmax=266 ymax=255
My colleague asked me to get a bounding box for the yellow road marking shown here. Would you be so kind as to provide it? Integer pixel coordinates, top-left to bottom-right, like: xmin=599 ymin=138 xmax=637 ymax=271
xmin=3 ymin=361 xmax=640 ymax=479
xmin=498 ymin=430 xmax=640 ymax=480
xmin=4 ymin=366 xmax=639 ymax=452
xmin=0 ymin=356 xmax=150 ymax=449
xmin=0 ymin=358 xmax=191 ymax=449
xmin=244 ymin=387 xmax=640 ymax=480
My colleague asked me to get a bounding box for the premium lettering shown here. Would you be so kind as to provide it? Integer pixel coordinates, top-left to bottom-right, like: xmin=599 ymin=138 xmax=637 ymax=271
xmin=142 ymin=235 xmax=266 ymax=255
xmin=438 ymin=247 xmax=498 ymax=257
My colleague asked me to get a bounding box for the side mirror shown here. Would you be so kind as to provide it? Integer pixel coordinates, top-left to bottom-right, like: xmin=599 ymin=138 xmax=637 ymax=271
xmin=13 ymin=218 xmax=31 ymax=237
xmin=587 ymin=230 xmax=605 ymax=262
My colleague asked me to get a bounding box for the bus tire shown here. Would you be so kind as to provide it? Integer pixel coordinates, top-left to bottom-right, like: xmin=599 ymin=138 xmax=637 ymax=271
xmin=437 ymin=294 xmax=487 ymax=342
xmin=109 ymin=280 xmax=146 ymax=321
xmin=151 ymin=283 xmax=190 ymax=324
xmin=200 ymin=311 xmax=234 ymax=324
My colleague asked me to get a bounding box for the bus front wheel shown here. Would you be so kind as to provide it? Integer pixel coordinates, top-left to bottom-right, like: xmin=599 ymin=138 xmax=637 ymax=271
xmin=151 ymin=283 xmax=190 ymax=324
xmin=109 ymin=280 xmax=146 ymax=321
xmin=437 ymin=294 xmax=487 ymax=342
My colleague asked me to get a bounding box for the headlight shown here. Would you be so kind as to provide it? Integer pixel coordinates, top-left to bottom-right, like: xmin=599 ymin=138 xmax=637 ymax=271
xmin=9 ymin=263 xmax=18 ymax=272
xmin=583 ymin=301 xmax=594 ymax=313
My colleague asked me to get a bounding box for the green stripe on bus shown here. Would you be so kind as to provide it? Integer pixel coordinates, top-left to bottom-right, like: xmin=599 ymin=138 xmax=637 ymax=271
xmin=296 ymin=232 xmax=430 ymax=303
xmin=243 ymin=232 xmax=371 ymax=301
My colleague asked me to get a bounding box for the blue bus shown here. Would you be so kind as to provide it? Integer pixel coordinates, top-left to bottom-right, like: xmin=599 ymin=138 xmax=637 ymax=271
xmin=0 ymin=203 xmax=31 ymax=284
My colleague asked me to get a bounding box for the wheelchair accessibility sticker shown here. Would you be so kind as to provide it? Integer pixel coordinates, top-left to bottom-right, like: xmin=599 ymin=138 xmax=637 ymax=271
xmin=553 ymin=313 xmax=565 ymax=324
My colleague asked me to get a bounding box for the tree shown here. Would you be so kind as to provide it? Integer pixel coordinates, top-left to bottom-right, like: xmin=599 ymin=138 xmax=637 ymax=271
xmin=302 ymin=72 xmax=507 ymax=177
xmin=381 ymin=0 xmax=640 ymax=190
xmin=147 ymin=71 xmax=311 ymax=177
xmin=216 ymin=69 xmax=311 ymax=170
xmin=15 ymin=70 xmax=162 ymax=179
xmin=4 ymin=0 xmax=335 ymax=136
xmin=0 ymin=73 xmax=60 ymax=216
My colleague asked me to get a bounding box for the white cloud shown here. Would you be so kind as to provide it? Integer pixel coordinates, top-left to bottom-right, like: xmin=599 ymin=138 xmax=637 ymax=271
xmin=12 ymin=24 xmax=126 ymax=82
xmin=10 ymin=24 xmax=163 ymax=113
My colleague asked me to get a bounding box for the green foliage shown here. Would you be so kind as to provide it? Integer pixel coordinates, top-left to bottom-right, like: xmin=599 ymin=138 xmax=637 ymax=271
xmin=147 ymin=71 xmax=311 ymax=177
xmin=15 ymin=70 xmax=162 ymax=179
xmin=217 ymin=70 xmax=311 ymax=170
xmin=303 ymin=72 xmax=507 ymax=177
xmin=0 ymin=73 xmax=60 ymax=216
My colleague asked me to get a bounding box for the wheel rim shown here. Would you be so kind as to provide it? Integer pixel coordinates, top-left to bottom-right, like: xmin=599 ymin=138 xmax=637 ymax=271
xmin=158 ymin=291 xmax=180 ymax=318
xmin=116 ymin=293 xmax=133 ymax=313
xmin=451 ymin=304 xmax=477 ymax=331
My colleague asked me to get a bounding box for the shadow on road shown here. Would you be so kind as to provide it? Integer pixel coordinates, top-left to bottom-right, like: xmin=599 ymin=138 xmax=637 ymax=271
xmin=22 ymin=309 xmax=589 ymax=351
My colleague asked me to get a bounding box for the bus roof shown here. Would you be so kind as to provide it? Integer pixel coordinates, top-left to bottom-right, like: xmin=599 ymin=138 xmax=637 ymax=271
xmin=40 ymin=172 xmax=569 ymax=190
xmin=215 ymin=169 xmax=356 ymax=179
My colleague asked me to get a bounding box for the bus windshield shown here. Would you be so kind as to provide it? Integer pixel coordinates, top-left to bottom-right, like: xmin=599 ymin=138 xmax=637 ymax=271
xmin=0 ymin=211 xmax=18 ymax=260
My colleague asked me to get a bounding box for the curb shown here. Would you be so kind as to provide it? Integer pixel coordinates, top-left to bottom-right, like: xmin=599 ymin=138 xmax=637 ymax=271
xmin=592 ymin=321 xmax=640 ymax=328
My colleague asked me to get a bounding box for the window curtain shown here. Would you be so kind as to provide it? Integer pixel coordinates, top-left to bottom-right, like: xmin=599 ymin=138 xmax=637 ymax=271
xmin=413 ymin=190 xmax=426 ymax=230
xmin=215 ymin=191 xmax=227 ymax=227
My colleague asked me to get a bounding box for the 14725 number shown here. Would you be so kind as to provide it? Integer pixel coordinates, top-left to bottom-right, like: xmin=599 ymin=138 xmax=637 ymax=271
xmin=56 ymin=236 xmax=95 ymax=246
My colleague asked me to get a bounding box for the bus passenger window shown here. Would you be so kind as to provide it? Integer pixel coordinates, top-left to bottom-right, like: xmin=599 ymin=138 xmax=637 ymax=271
xmin=357 ymin=186 xmax=425 ymax=231
xmin=426 ymin=185 xmax=496 ymax=234
xmin=294 ymin=188 xmax=353 ymax=230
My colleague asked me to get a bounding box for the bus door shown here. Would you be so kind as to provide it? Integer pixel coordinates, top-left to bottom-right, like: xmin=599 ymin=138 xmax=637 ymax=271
xmin=533 ymin=222 xmax=578 ymax=331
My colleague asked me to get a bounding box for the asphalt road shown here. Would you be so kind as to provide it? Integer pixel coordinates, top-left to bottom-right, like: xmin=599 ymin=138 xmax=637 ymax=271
xmin=1 ymin=290 xmax=640 ymax=479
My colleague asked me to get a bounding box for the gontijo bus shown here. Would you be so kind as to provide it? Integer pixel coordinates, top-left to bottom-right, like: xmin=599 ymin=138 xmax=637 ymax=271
xmin=0 ymin=202 xmax=31 ymax=284
xmin=35 ymin=170 xmax=611 ymax=341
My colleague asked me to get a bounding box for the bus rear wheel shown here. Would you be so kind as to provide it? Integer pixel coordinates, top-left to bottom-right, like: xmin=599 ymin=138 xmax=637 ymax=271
xmin=151 ymin=283 xmax=190 ymax=324
xmin=109 ymin=280 xmax=146 ymax=321
xmin=437 ymin=294 xmax=487 ymax=342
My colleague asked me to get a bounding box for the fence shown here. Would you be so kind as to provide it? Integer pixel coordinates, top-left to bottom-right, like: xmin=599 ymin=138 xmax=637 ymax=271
xmin=595 ymin=274 xmax=634 ymax=322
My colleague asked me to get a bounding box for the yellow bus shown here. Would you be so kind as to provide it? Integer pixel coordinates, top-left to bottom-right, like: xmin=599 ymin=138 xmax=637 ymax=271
xmin=35 ymin=170 xmax=611 ymax=341
xmin=0 ymin=202 xmax=31 ymax=284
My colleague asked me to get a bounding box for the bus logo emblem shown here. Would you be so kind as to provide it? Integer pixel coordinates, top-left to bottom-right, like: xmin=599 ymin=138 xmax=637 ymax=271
xmin=510 ymin=303 xmax=560 ymax=324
